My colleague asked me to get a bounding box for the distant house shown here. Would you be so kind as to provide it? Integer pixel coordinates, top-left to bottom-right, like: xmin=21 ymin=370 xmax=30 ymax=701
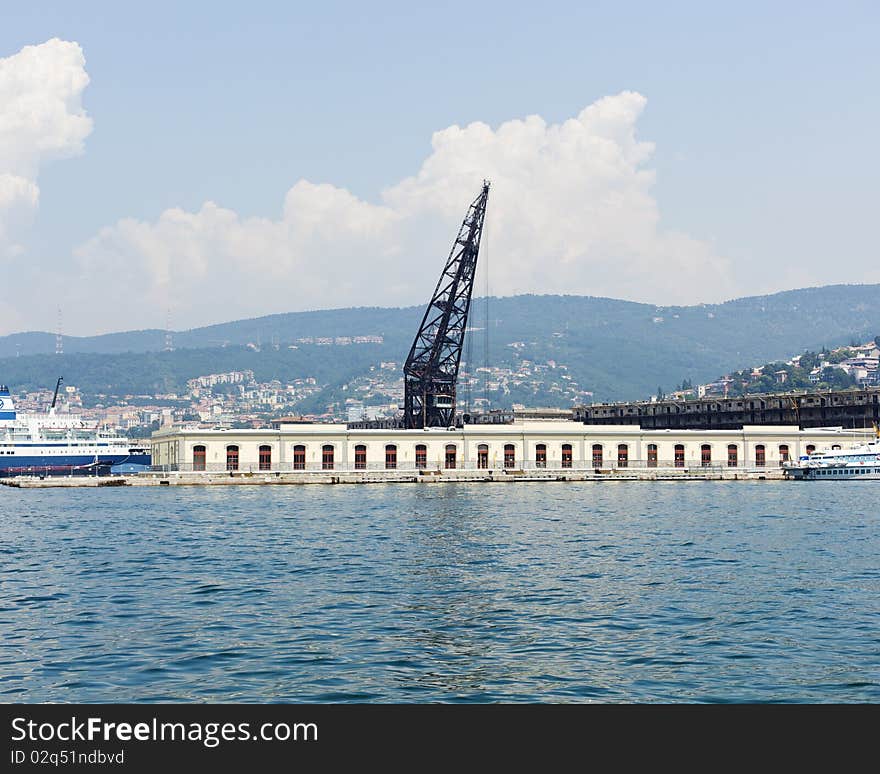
xmin=853 ymin=344 xmax=880 ymax=359
xmin=699 ymin=378 xmax=732 ymax=397
xmin=837 ymin=357 xmax=878 ymax=385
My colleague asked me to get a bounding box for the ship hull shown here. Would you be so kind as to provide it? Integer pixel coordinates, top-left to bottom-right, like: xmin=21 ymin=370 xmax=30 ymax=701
xmin=0 ymin=452 xmax=150 ymax=477
xmin=784 ymin=465 xmax=880 ymax=480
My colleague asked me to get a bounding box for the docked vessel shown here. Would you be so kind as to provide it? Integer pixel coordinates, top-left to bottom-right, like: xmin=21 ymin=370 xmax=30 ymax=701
xmin=783 ymin=428 xmax=880 ymax=480
xmin=0 ymin=382 xmax=150 ymax=477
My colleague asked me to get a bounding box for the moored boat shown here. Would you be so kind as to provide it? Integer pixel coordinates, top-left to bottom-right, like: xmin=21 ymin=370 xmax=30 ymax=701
xmin=0 ymin=381 xmax=150 ymax=477
xmin=783 ymin=427 xmax=880 ymax=480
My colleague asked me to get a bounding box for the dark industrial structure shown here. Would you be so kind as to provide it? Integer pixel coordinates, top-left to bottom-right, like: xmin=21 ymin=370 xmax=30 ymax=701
xmin=355 ymin=177 xmax=878 ymax=436
xmin=402 ymin=181 xmax=490 ymax=428
xmin=575 ymin=387 xmax=880 ymax=430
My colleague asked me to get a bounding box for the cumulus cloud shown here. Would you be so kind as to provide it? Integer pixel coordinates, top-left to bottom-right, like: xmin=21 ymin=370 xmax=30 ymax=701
xmin=0 ymin=39 xmax=92 ymax=257
xmin=75 ymin=91 xmax=730 ymax=330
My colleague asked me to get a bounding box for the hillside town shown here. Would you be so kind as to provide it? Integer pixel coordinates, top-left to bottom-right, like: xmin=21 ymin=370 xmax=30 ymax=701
xmin=13 ymin=337 xmax=877 ymax=434
xmin=10 ymin=344 xmax=596 ymax=434
xmin=666 ymin=338 xmax=880 ymax=401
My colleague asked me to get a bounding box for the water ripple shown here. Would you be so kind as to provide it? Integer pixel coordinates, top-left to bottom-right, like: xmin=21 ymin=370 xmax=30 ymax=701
xmin=1 ymin=482 xmax=878 ymax=702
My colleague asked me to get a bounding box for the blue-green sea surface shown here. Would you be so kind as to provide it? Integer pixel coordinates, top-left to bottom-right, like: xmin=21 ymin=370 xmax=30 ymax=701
xmin=1 ymin=481 xmax=878 ymax=702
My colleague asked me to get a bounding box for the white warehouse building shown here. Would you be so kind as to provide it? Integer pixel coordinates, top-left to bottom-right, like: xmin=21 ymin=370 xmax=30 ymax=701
xmin=149 ymin=420 xmax=872 ymax=474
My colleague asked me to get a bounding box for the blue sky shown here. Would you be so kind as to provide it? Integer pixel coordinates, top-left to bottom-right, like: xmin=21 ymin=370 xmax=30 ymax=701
xmin=1 ymin=1 xmax=878 ymax=334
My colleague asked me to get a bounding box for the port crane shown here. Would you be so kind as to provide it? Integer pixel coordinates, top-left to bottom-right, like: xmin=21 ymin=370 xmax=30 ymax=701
xmin=402 ymin=181 xmax=490 ymax=429
xmin=50 ymin=377 xmax=63 ymax=413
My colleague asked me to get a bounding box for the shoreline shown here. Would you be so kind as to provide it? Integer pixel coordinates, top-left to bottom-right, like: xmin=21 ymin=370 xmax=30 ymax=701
xmin=1 ymin=467 xmax=788 ymax=487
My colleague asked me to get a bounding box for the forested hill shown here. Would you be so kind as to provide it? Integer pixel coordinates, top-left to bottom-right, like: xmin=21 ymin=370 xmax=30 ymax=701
xmin=1 ymin=284 xmax=878 ymax=402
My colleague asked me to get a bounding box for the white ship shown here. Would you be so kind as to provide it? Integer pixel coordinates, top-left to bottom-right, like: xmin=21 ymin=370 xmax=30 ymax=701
xmin=0 ymin=380 xmax=150 ymax=476
xmin=783 ymin=427 xmax=880 ymax=480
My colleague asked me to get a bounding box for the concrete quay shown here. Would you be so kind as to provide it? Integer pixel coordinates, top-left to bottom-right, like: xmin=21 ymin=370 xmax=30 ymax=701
xmin=2 ymin=466 xmax=785 ymax=488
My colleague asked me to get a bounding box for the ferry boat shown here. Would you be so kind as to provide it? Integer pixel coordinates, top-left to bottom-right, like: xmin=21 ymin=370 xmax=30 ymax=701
xmin=783 ymin=427 xmax=880 ymax=480
xmin=0 ymin=381 xmax=151 ymax=477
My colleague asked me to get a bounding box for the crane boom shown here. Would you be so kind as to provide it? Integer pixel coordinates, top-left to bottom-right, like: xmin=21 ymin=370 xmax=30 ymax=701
xmin=51 ymin=376 xmax=64 ymax=410
xmin=403 ymin=181 xmax=490 ymax=428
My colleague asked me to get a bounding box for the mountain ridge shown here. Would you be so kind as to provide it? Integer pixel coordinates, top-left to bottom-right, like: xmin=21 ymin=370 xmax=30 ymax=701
xmin=4 ymin=283 xmax=877 ymax=358
xmin=1 ymin=284 xmax=877 ymax=403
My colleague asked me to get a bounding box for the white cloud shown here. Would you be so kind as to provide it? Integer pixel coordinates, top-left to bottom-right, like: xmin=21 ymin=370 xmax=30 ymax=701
xmin=75 ymin=91 xmax=731 ymax=331
xmin=0 ymin=38 xmax=92 ymax=257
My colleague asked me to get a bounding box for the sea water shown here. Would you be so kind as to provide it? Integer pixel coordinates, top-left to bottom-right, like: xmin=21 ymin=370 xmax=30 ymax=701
xmin=1 ymin=481 xmax=878 ymax=702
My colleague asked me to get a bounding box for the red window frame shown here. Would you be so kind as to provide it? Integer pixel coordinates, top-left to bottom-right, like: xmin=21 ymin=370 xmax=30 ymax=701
xmin=193 ymin=445 xmax=206 ymax=471
xmin=561 ymin=444 xmax=572 ymax=469
xmin=755 ymin=445 xmax=765 ymax=467
xmin=727 ymin=444 xmax=738 ymax=467
xmin=674 ymin=444 xmax=685 ymax=468
xmin=535 ymin=444 xmax=547 ymax=468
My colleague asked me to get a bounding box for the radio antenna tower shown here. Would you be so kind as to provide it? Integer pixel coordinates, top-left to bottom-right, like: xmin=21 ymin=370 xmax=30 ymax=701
xmin=55 ymin=308 xmax=63 ymax=356
xmin=403 ymin=181 xmax=490 ymax=428
xmin=164 ymin=308 xmax=174 ymax=352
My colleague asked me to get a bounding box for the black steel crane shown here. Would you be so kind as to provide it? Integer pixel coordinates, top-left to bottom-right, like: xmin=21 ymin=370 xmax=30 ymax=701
xmin=51 ymin=377 xmax=64 ymax=409
xmin=403 ymin=181 xmax=490 ymax=428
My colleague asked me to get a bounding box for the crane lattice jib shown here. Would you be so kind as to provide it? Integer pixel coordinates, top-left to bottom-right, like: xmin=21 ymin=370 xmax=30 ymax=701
xmin=403 ymin=181 xmax=490 ymax=428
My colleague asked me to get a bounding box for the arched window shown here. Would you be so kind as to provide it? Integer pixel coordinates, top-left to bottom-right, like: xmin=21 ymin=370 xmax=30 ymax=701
xmin=701 ymin=444 xmax=712 ymax=467
xmin=504 ymin=444 xmax=515 ymax=468
xmin=259 ymin=445 xmax=272 ymax=471
xmin=354 ymin=444 xmax=367 ymax=470
xmin=293 ymin=444 xmax=306 ymax=470
xmin=592 ymin=444 xmax=603 ymax=467
xmin=322 ymin=444 xmax=334 ymax=470
xmin=779 ymin=444 xmax=790 ymax=463
xmin=535 ymin=443 xmax=547 ymax=468
xmin=674 ymin=444 xmax=685 ymax=467
xmin=193 ymin=445 xmax=206 ymax=471
xmin=727 ymin=444 xmax=738 ymax=467
xmin=647 ymin=443 xmax=658 ymax=468
xmin=617 ymin=444 xmax=628 ymax=468
xmin=561 ymin=444 xmax=573 ymax=469
xmin=226 ymin=445 xmax=239 ymax=471
xmin=477 ymin=444 xmax=489 ymax=469
xmin=445 ymin=444 xmax=457 ymax=469
xmin=415 ymin=444 xmax=427 ymax=469
xmin=385 ymin=444 xmax=397 ymax=470
xmin=806 ymin=444 xmax=816 ymax=456
xmin=755 ymin=445 xmax=765 ymax=467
